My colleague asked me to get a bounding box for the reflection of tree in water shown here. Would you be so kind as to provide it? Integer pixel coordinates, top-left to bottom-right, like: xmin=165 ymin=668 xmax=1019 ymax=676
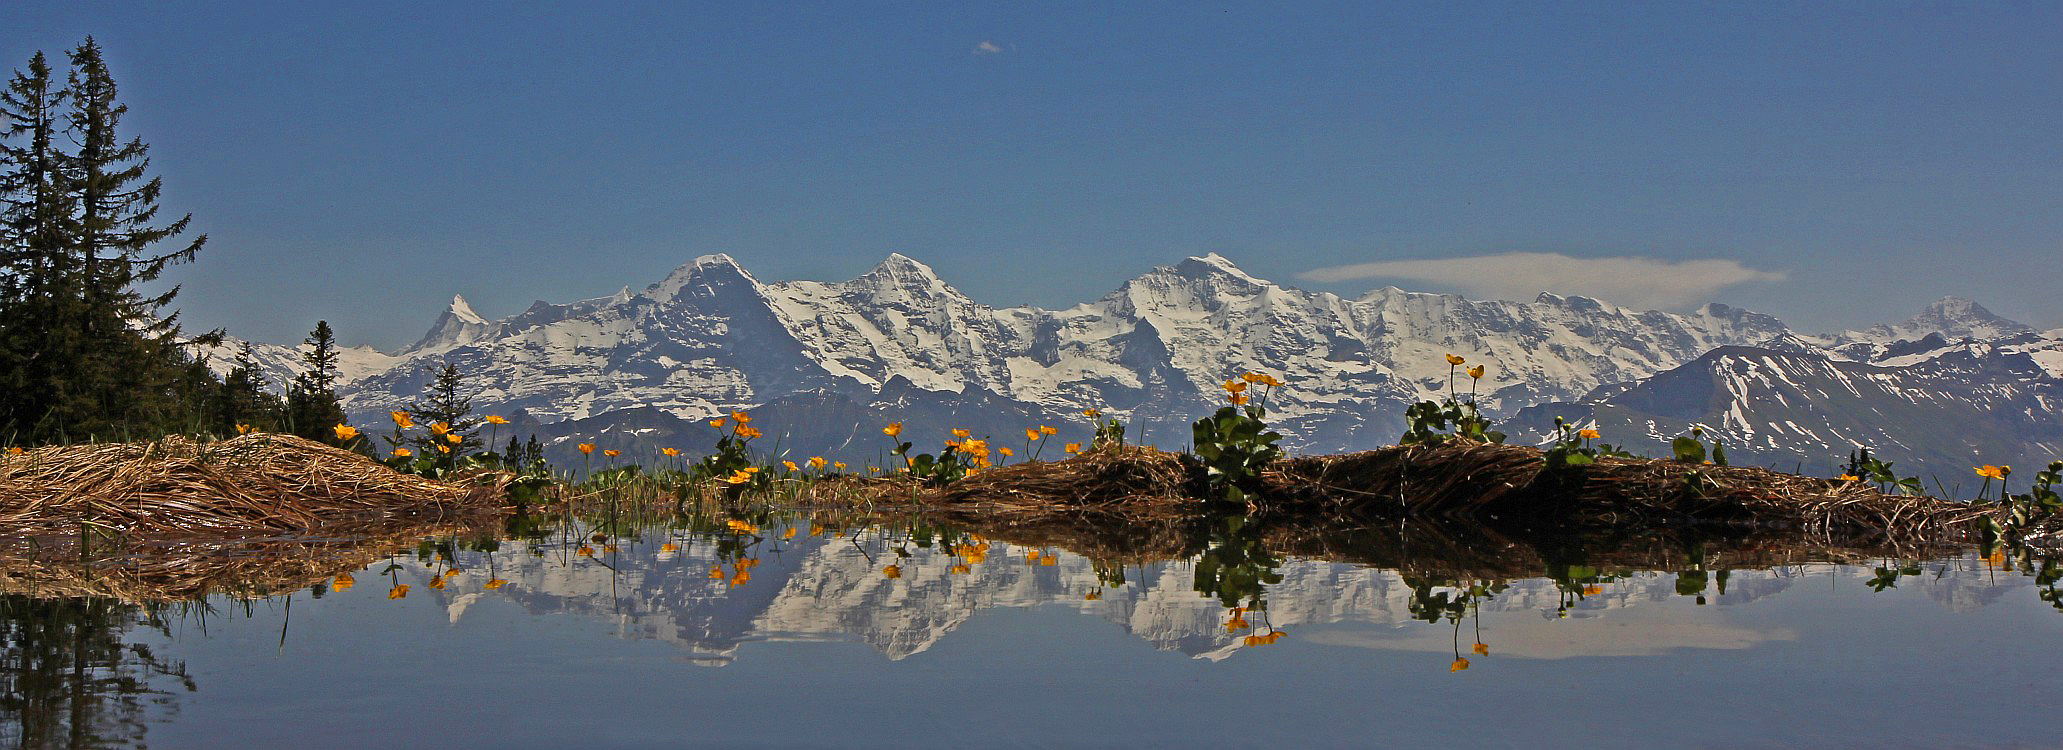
xmin=0 ymin=596 xmax=195 ymax=749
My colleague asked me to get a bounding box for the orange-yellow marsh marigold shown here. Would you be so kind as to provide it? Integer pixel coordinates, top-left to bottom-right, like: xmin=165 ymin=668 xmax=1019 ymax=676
xmin=732 ymin=410 xmax=751 ymax=423
xmin=951 ymin=428 xmax=971 ymax=439
xmin=1025 ymin=427 xmax=1042 ymax=441
xmin=709 ymin=418 xmax=726 ymax=429
xmin=1229 ymin=392 xmax=1248 ymax=405
xmin=578 ymin=443 xmax=595 ymax=455
xmin=662 ymin=448 xmax=681 ymax=457
xmin=430 ymin=422 xmax=450 ymax=436
xmin=783 ymin=460 xmax=799 ymax=472
xmin=1084 ymin=408 xmax=1101 ymax=418
xmin=1039 ymin=425 xmax=1058 ymax=436
xmin=389 ymin=585 xmax=409 ymax=599
xmin=883 ymin=422 xmax=903 ymax=438
xmin=1450 ymin=657 xmax=1470 ymax=672
xmin=1578 ymin=428 xmax=1601 ymax=440
xmin=999 ymin=446 xmax=1013 ymax=457
xmin=1446 ymin=354 xmax=1466 ymax=366
xmin=446 ymin=433 xmax=462 ymax=443
xmin=485 ymin=415 xmax=509 ymax=425
xmin=661 ymin=543 xmax=679 ymax=552
xmin=737 ymin=425 xmax=763 ymax=439
xmin=834 ymin=461 xmax=848 ymax=471
xmin=393 ymin=447 xmax=413 ymax=458
xmin=883 ymin=565 xmax=902 ymax=579
xmin=809 ymin=456 xmax=827 ymax=470
xmin=1468 ymin=365 xmax=1485 ymax=379
xmin=1838 ymin=473 xmax=1860 ymax=482
xmin=1064 ymin=442 xmax=1082 ymax=454
xmin=235 ymin=423 xmax=254 ymax=435
xmin=603 ymin=449 xmax=620 ymax=457
xmin=333 ymin=424 xmax=358 ymax=440
xmin=437 ymin=445 xmax=451 ymax=454
xmin=6 ymin=447 xmax=23 ymax=456
xmin=391 ymin=411 xmax=414 ymax=428
xmin=1473 ymin=643 xmax=1489 ymax=655
xmin=1977 ymin=465 xmax=2010 ymax=481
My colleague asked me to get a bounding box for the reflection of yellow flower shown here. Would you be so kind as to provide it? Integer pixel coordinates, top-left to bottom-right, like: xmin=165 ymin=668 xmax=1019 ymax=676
xmin=1445 ymin=354 xmax=1466 ymax=366
xmin=485 ymin=579 xmax=507 ymax=589
xmin=1578 ymin=428 xmax=1600 ymax=440
xmin=1985 ymin=547 xmax=2008 ymax=569
xmin=578 ymin=443 xmax=595 ymax=455
xmin=1473 ymin=643 xmax=1489 ymax=655
xmin=577 ymin=546 xmax=594 ymax=557
xmin=726 ymin=519 xmax=759 ymax=533
xmin=782 ymin=527 xmax=797 ymax=539
xmin=708 ymin=567 xmax=724 ymax=580
xmin=883 ymin=422 xmax=903 ymax=438
xmin=428 ymin=576 xmax=446 ymax=590
xmin=661 ymin=543 xmax=679 ymax=552
xmin=1581 ymin=585 xmax=1602 ymax=596
xmin=333 ymin=573 xmax=355 ymax=591
xmin=1038 ymin=554 xmax=1057 ymax=566
xmin=1085 ymin=590 xmax=1101 ymax=601
xmin=1450 ymin=657 xmax=1470 ymax=672
xmin=333 ymin=424 xmax=358 ymax=440
xmin=948 ymin=563 xmax=971 ymax=574
xmin=485 ymin=415 xmax=509 ymax=425
xmin=388 ymin=584 xmax=409 ymax=599
xmin=883 ymin=565 xmax=902 ymax=579
xmin=391 ymin=411 xmax=414 ymax=429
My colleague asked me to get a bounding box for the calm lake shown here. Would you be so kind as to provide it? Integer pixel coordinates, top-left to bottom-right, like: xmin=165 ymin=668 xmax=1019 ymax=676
xmin=6 ymin=508 xmax=2062 ymax=749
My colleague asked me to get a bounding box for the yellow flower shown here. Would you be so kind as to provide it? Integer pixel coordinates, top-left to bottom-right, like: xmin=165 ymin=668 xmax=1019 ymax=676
xmin=723 ymin=470 xmax=753 ymax=484
xmin=952 ymin=428 xmax=971 ymax=439
xmin=333 ymin=573 xmax=355 ymax=591
xmin=6 ymin=446 xmax=23 ymax=456
xmin=1038 ymin=554 xmax=1057 ymax=566
xmin=235 ymin=423 xmax=254 ymax=435
xmin=1064 ymin=442 xmax=1082 ymax=454
xmin=708 ymin=418 xmax=727 ymax=429
xmin=883 ymin=422 xmax=903 ymax=438
xmin=731 ymin=571 xmax=752 ymax=585
xmin=783 ymin=460 xmax=800 ymax=472
xmin=1577 ymin=428 xmax=1601 ymax=440
xmin=883 ymin=565 xmax=902 ymax=579
xmin=1229 ymin=392 xmax=1248 ymax=405
xmin=736 ymin=425 xmax=762 ymax=439
xmin=732 ymin=410 xmax=752 ymax=424
xmin=1084 ymin=408 xmax=1101 ymax=419
xmin=809 ymin=456 xmax=827 ymax=470
xmin=661 ymin=543 xmax=679 ymax=552
xmin=1450 ymin=657 xmax=1470 ymax=672
xmin=708 ymin=567 xmax=724 ymax=580
xmin=333 ymin=424 xmax=358 ymax=441
xmin=577 ymin=546 xmax=594 ymax=557
xmin=834 ymin=461 xmax=848 ymax=471
xmin=1242 ymin=373 xmax=1262 ymax=383
xmin=662 ymin=447 xmax=681 ymax=457
xmin=393 ymin=447 xmax=413 ymax=458
xmin=1472 ymin=642 xmax=1489 ymax=655
xmin=437 ymin=445 xmax=451 ymax=454
xmin=428 ymin=576 xmax=446 ymax=590
xmin=484 ymin=579 xmax=507 ymax=590
xmin=999 ymin=446 xmax=1013 ymax=457
xmin=782 ymin=527 xmax=797 ymax=539
xmin=1445 ymin=354 xmax=1466 ymax=366
xmin=727 ymin=519 xmax=759 ymax=533
xmin=430 ymin=422 xmax=450 ymax=436
xmin=949 ymin=563 xmax=971 ymax=574
xmin=485 ymin=415 xmax=509 ymax=425
xmin=388 ymin=584 xmax=409 ymax=599
xmin=390 ymin=411 xmax=414 ymax=429
xmin=1837 ymin=473 xmax=1860 ymax=482
xmin=446 ymin=433 xmax=462 ymax=443
xmin=603 ymin=449 xmax=620 ymax=457
xmin=443 ymin=569 xmax=461 ymax=579
xmin=1039 ymin=425 xmax=1058 ymax=436
xmin=577 ymin=443 xmax=595 ymax=454
xmin=1977 ymin=465 xmax=2009 ymax=481
xmin=1468 ymin=365 xmax=1485 ymax=379
xmin=1025 ymin=427 xmax=1042 ymax=441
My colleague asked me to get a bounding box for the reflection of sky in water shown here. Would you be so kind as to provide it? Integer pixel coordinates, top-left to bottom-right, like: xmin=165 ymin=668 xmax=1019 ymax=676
xmin=79 ymin=522 xmax=2063 ymax=748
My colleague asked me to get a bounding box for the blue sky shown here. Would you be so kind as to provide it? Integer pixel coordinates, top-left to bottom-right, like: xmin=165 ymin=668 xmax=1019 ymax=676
xmin=6 ymin=2 xmax=2059 ymax=349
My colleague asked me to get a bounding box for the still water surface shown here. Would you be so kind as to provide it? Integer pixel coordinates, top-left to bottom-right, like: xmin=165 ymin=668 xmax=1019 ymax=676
xmin=7 ymin=512 xmax=2062 ymax=749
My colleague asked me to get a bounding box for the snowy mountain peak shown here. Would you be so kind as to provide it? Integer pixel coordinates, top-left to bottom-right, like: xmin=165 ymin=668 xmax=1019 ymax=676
xmin=1904 ymin=296 xmax=2029 ymax=340
xmin=650 ymin=253 xmax=763 ymax=304
xmin=447 ymin=294 xmax=486 ymax=324
xmin=1174 ymin=252 xmax=1264 ymax=285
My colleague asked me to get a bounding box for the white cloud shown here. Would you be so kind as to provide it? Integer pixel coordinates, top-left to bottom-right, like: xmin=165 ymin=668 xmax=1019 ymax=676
xmin=972 ymin=40 xmax=1004 ymax=55
xmin=1298 ymin=252 xmax=1787 ymax=310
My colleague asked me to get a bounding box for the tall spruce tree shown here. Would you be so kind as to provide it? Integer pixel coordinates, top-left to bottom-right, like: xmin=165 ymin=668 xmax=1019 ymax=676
xmin=285 ymin=321 xmax=346 ymax=442
xmin=216 ymin=342 xmax=284 ymax=435
xmin=0 ymin=39 xmax=214 ymax=442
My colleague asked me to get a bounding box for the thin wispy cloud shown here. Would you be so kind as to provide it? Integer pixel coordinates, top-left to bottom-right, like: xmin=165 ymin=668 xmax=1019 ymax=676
xmin=972 ymin=40 xmax=1004 ymax=55
xmin=1298 ymin=252 xmax=1787 ymax=310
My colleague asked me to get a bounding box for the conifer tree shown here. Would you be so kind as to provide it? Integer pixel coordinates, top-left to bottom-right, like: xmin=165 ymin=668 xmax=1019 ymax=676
xmin=216 ymin=343 xmax=283 ymax=434
xmin=406 ymin=363 xmax=481 ymax=464
xmin=285 ymin=321 xmax=346 ymax=443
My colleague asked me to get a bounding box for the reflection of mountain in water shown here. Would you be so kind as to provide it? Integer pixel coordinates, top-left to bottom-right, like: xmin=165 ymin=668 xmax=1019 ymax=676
xmin=407 ymin=531 xmax=2022 ymax=666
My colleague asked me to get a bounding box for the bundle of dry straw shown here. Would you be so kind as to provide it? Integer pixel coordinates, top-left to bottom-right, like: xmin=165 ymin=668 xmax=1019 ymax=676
xmin=0 ymin=433 xmax=506 ymax=538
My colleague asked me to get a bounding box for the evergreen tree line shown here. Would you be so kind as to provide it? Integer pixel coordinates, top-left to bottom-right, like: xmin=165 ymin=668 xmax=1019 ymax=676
xmin=0 ymin=38 xmax=345 ymax=445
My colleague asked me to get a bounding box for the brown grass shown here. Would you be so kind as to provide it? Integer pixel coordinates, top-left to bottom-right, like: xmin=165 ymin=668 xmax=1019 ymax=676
xmin=0 ymin=433 xmax=507 ymax=539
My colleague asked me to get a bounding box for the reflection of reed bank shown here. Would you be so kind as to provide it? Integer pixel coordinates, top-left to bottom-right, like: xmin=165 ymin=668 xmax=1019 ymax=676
xmin=0 ymin=596 xmax=195 ymax=749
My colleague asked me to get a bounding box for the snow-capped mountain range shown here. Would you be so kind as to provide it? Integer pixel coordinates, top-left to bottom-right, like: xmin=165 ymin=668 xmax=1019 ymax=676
xmin=197 ymin=252 xmax=2061 ymax=474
